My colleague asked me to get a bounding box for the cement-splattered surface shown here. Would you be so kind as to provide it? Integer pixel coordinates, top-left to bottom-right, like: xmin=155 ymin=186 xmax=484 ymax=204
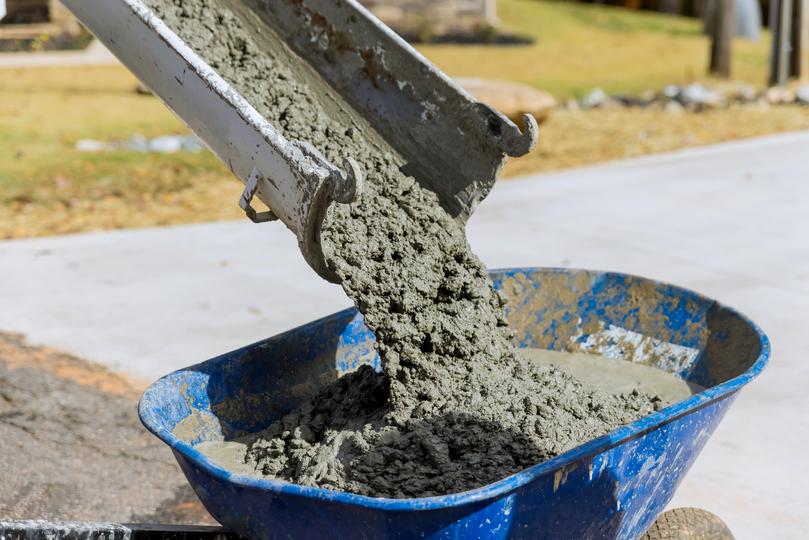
xmin=0 ymin=332 xmax=214 ymax=525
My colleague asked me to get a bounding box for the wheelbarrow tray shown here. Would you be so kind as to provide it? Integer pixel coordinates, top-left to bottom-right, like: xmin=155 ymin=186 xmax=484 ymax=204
xmin=139 ymin=268 xmax=769 ymax=539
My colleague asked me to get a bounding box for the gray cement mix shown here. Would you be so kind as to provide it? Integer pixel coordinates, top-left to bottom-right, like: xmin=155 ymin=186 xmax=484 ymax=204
xmin=195 ymin=349 xmax=682 ymax=497
xmin=147 ymin=0 xmax=662 ymax=498
xmin=521 ymin=349 xmax=704 ymax=405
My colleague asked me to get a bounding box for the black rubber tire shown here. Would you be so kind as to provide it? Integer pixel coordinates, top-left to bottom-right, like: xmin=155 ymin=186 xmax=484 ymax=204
xmin=640 ymin=508 xmax=734 ymax=540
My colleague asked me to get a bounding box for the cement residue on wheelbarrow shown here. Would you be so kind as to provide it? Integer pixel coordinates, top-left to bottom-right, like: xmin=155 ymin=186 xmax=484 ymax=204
xmin=144 ymin=0 xmax=683 ymax=498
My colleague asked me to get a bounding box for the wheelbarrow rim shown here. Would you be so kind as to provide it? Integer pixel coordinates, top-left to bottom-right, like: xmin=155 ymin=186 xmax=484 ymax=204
xmin=139 ymin=267 xmax=771 ymax=511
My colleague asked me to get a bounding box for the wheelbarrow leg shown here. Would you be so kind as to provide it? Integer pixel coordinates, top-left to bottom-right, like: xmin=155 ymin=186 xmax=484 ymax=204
xmin=0 ymin=521 xmax=245 ymax=540
xmin=641 ymin=507 xmax=734 ymax=540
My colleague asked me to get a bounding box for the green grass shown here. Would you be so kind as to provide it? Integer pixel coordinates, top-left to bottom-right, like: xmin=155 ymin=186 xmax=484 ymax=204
xmin=0 ymin=66 xmax=226 ymax=206
xmin=418 ymin=0 xmax=772 ymax=98
xmin=0 ymin=66 xmax=241 ymax=238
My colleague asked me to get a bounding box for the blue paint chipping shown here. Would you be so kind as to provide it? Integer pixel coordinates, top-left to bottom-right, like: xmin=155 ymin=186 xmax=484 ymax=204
xmin=139 ymin=268 xmax=769 ymax=539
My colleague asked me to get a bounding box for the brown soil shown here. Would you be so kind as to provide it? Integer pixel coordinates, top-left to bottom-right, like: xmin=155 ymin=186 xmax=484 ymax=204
xmin=0 ymin=332 xmax=215 ymax=525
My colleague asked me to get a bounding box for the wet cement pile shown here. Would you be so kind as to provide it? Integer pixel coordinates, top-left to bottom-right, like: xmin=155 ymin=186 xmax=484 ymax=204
xmin=148 ymin=0 xmax=662 ymax=498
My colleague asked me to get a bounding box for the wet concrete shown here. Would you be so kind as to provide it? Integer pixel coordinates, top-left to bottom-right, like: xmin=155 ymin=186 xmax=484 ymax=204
xmin=195 ymin=348 xmax=692 ymax=497
xmin=521 ymin=348 xmax=702 ymax=403
xmin=143 ymin=0 xmax=663 ymax=497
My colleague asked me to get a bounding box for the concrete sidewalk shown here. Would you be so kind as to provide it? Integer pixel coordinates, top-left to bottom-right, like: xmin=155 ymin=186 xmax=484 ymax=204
xmin=0 ymin=39 xmax=118 ymax=68
xmin=2 ymin=130 xmax=808 ymax=537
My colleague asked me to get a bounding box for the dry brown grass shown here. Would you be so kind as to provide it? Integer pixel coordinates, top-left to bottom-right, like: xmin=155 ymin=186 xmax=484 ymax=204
xmin=503 ymin=105 xmax=809 ymax=176
xmin=1 ymin=3 xmax=807 ymax=239
xmin=0 ymin=65 xmax=240 ymax=238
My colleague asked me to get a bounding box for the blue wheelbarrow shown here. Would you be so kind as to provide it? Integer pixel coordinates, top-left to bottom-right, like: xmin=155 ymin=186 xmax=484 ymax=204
xmin=138 ymin=267 xmax=769 ymax=540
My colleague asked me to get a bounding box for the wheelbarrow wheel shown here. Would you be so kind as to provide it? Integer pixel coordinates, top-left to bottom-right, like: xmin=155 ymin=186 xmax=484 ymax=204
xmin=641 ymin=507 xmax=734 ymax=540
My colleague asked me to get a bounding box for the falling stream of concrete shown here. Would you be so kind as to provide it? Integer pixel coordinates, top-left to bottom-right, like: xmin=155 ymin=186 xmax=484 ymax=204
xmin=149 ymin=0 xmax=666 ymax=498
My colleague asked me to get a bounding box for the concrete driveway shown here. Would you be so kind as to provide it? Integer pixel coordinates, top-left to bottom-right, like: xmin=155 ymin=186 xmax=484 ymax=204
xmin=0 ymin=39 xmax=117 ymax=69
xmin=1 ymin=130 xmax=807 ymax=537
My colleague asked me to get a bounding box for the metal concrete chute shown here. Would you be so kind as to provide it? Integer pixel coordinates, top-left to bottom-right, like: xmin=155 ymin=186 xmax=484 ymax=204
xmin=252 ymin=0 xmax=539 ymax=218
xmin=60 ymin=0 xmax=537 ymax=281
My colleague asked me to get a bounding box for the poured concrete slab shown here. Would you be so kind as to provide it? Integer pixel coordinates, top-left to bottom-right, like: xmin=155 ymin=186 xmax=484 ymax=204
xmin=0 ymin=221 xmax=349 ymax=381
xmin=1 ymin=130 xmax=807 ymax=537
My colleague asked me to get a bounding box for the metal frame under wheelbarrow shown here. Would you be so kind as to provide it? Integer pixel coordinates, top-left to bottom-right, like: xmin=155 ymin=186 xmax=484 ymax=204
xmin=131 ymin=267 xmax=769 ymax=540
xmin=0 ymin=523 xmax=239 ymax=540
xmin=0 ymin=509 xmax=736 ymax=540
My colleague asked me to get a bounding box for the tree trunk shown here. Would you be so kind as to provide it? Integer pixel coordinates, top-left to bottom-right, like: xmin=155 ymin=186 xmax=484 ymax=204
xmin=792 ymin=0 xmax=809 ymax=80
xmin=709 ymin=0 xmax=734 ymax=77
xmin=770 ymin=0 xmax=794 ymax=84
